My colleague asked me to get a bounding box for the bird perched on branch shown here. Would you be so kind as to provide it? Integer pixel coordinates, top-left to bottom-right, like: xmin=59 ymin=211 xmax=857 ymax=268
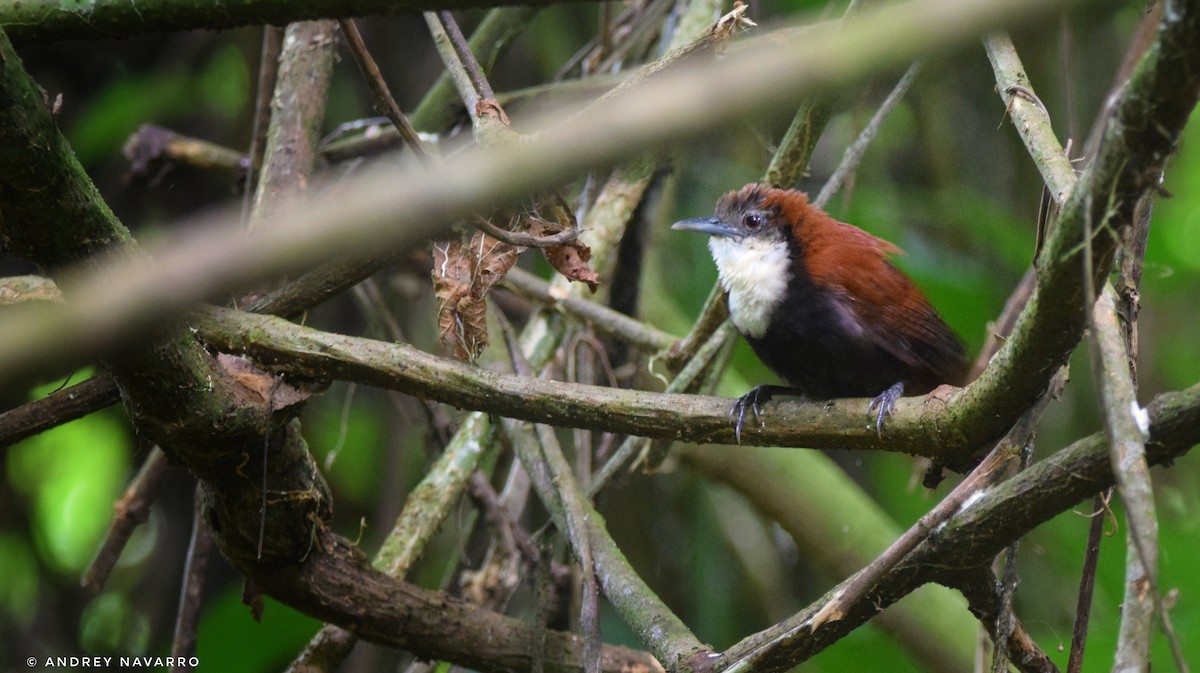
xmin=673 ymin=183 xmax=967 ymax=442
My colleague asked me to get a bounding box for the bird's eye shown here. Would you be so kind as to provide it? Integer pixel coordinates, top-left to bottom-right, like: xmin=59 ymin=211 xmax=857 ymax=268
xmin=742 ymin=213 xmax=764 ymax=230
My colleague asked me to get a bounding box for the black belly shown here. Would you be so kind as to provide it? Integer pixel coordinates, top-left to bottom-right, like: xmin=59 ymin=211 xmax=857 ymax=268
xmin=743 ymin=297 xmax=914 ymax=400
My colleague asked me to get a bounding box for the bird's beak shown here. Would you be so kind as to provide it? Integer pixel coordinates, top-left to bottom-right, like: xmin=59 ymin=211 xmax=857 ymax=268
xmin=671 ymin=216 xmax=743 ymax=240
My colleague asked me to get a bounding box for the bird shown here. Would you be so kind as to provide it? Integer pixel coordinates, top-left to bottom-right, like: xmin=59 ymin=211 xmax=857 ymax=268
xmin=673 ymin=183 xmax=967 ymax=442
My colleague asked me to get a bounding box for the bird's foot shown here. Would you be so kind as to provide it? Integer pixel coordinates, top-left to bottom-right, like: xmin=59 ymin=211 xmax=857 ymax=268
xmin=730 ymin=385 xmax=797 ymax=445
xmin=867 ymin=381 xmax=905 ymax=437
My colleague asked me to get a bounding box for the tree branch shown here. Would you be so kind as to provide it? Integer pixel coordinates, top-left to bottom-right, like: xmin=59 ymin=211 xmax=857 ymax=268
xmin=984 ymin=32 xmax=1077 ymax=205
xmin=0 ymin=0 xmax=1080 ymax=399
xmin=0 ymin=28 xmax=332 ymax=570
xmin=0 ymin=372 xmax=120 ymax=447
xmin=171 ymin=488 xmax=215 ymax=667
xmin=250 ymin=20 xmax=339 ymax=224
xmin=706 ymin=382 xmax=1200 ymax=673
xmin=679 ymin=444 xmax=978 ymax=673
xmin=193 ymin=305 xmax=974 ymax=458
xmin=0 ymin=0 xmax=584 ymax=44
xmin=1091 ymin=286 xmax=1159 ymax=671
xmin=501 ymin=267 xmax=677 ymax=353
xmin=947 ymin=0 xmax=1200 ymax=468
xmin=240 ymin=529 xmax=663 ymax=673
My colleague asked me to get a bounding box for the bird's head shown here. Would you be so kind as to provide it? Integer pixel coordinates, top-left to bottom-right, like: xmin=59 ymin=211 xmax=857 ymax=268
xmin=672 ymin=184 xmax=807 ymax=338
xmin=671 ymin=183 xmax=801 ymax=248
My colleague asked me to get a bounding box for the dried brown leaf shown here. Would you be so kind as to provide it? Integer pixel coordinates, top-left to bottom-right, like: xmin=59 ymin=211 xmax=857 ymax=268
xmin=530 ymin=218 xmax=600 ymax=292
xmin=432 ymin=232 xmax=519 ymax=361
xmin=471 ymin=230 xmax=520 ymax=295
xmin=433 ymin=237 xmax=475 ymax=360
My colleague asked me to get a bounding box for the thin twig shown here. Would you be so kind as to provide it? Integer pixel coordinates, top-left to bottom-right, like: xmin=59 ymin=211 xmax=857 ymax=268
xmin=424 ymin=13 xmax=481 ymax=120
xmin=258 ymin=377 xmax=281 ymax=560
xmin=82 ymin=447 xmax=172 ymax=592
xmin=246 ymin=252 xmax=402 ymax=319
xmin=989 ymin=430 xmax=1035 ymax=673
xmin=593 ymin=0 xmax=675 ymax=74
xmin=976 ymin=32 xmax=1076 ymax=386
xmin=582 ymin=3 xmax=753 ymax=111
xmin=501 ymin=266 xmax=676 ymax=354
xmin=554 ymin=0 xmax=661 ymax=81
xmin=171 ymin=486 xmax=214 ymax=669
xmin=353 ymin=278 xmax=456 ymax=445
xmin=665 ymin=282 xmax=729 ymax=372
xmin=338 ymin=18 xmax=432 ymax=165
xmin=458 ymin=458 xmax=532 ymax=611
xmin=813 ymin=61 xmax=922 ymax=209
xmin=241 ymin=26 xmax=283 ymax=222
xmin=531 ymin=541 xmax=553 ymax=673
xmin=124 ymin=125 xmax=250 ymax=181
xmin=466 ymin=471 xmax=543 ymax=569
xmin=473 ymin=216 xmax=579 ymax=248
xmin=410 ymin=7 xmax=538 ymax=133
xmin=955 ymin=571 xmax=1060 ymax=673
xmin=438 ymin=11 xmax=495 ymax=100
xmin=1066 ymin=490 xmax=1110 ymax=673
xmin=809 ymin=444 xmax=1014 ymax=629
xmin=974 ymin=31 xmax=1075 ymax=385
xmin=636 ymin=320 xmax=737 ymax=471
xmin=565 ymin=332 xmax=612 ymax=485
xmin=968 ymin=267 xmax=1035 ymax=382
xmin=589 ymin=321 xmax=737 ymax=493
xmin=762 ymin=0 xmax=881 ymax=189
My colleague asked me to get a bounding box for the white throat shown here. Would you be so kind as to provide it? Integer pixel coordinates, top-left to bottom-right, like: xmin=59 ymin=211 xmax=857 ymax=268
xmin=708 ymin=236 xmax=791 ymax=339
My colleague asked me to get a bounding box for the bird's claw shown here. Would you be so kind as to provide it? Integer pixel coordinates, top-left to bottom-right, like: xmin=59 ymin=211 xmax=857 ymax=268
xmin=868 ymin=381 xmax=905 ymax=438
xmin=730 ymin=385 xmax=773 ymax=445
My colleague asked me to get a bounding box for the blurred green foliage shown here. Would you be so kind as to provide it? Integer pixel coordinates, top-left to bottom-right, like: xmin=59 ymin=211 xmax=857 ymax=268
xmin=0 ymin=532 xmax=39 ymax=624
xmin=194 ymin=592 xmax=320 ymax=672
xmin=305 ymin=384 xmax=390 ymax=509
xmin=7 ymin=374 xmax=131 ymax=575
xmin=80 ymin=591 xmax=151 ymax=656
xmin=66 ymin=43 xmax=249 ymax=166
xmin=1145 ymin=109 xmax=1200 ymax=390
